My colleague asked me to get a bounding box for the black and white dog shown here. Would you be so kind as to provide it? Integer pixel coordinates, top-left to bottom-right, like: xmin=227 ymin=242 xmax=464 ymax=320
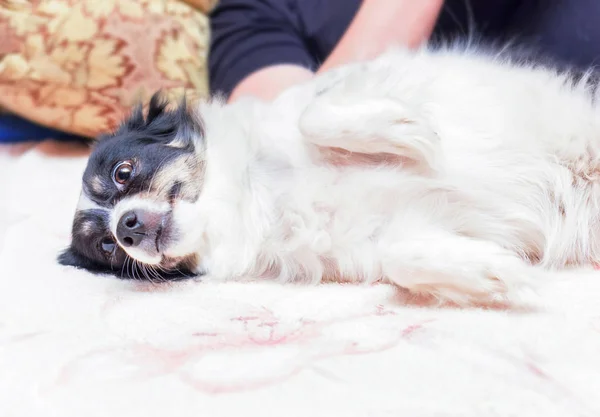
xmin=59 ymin=43 xmax=600 ymax=306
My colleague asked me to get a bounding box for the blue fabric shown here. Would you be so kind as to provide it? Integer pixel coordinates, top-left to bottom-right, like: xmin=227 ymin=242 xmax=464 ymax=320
xmin=0 ymin=114 xmax=86 ymax=143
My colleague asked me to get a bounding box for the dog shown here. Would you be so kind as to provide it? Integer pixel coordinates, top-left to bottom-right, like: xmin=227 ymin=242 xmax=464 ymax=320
xmin=59 ymin=42 xmax=600 ymax=306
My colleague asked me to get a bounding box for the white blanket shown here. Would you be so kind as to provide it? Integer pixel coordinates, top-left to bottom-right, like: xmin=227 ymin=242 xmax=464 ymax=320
xmin=1 ymin=141 xmax=600 ymax=417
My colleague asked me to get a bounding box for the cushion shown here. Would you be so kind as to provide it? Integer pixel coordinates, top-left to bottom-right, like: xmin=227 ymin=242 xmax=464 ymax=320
xmin=0 ymin=0 xmax=215 ymax=138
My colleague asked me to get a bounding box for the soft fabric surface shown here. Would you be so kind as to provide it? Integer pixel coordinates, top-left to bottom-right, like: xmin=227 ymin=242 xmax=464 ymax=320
xmin=0 ymin=0 xmax=213 ymax=138
xmin=1 ymin=141 xmax=600 ymax=417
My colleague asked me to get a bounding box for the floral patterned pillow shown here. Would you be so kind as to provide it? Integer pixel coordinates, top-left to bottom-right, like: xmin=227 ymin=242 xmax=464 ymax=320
xmin=0 ymin=0 xmax=216 ymax=138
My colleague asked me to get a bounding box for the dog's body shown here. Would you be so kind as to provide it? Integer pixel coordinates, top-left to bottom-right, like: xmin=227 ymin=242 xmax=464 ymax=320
xmin=60 ymin=43 xmax=600 ymax=306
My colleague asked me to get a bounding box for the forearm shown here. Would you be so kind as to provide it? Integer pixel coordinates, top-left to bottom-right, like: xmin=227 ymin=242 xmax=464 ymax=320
xmin=318 ymin=0 xmax=444 ymax=73
xmin=228 ymin=65 xmax=314 ymax=103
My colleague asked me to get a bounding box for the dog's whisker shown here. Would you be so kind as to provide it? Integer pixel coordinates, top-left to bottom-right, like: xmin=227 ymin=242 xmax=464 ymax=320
xmin=125 ymin=256 xmax=131 ymax=280
xmin=146 ymin=262 xmax=162 ymax=285
xmin=130 ymin=258 xmax=137 ymax=281
xmin=146 ymin=264 xmax=158 ymax=282
xmin=138 ymin=261 xmax=151 ymax=284
xmin=122 ymin=255 xmax=131 ymax=280
xmin=137 ymin=261 xmax=146 ymax=283
xmin=145 ymin=264 xmax=159 ymax=285
xmin=149 ymin=265 xmax=166 ymax=283
xmin=133 ymin=259 xmax=143 ymax=283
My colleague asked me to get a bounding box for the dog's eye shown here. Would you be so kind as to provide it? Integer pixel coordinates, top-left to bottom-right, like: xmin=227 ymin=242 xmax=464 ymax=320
xmin=112 ymin=161 xmax=134 ymax=185
xmin=100 ymin=237 xmax=116 ymax=255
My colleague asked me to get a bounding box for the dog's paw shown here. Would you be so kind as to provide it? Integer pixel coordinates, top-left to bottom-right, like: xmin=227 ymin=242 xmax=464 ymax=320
xmin=437 ymin=259 xmax=541 ymax=309
xmin=299 ymin=93 xmax=441 ymax=174
xmin=382 ymin=235 xmax=542 ymax=309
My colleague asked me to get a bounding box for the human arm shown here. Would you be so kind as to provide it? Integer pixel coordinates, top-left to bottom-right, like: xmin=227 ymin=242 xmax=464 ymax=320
xmin=215 ymin=0 xmax=444 ymax=102
xmin=318 ymin=0 xmax=444 ymax=73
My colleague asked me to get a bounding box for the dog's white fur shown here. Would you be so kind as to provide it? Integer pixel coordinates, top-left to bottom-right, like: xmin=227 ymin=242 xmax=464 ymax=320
xmin=124 ymin=44 xmax=600 ymax=306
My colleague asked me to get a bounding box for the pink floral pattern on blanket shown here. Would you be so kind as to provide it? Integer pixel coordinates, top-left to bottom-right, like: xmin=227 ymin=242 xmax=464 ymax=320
xmin=54 ymin=284 xmax=434 ymax=394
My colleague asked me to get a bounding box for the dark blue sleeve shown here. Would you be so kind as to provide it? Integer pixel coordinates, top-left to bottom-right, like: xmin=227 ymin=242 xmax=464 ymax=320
xmin=208 ymin=0 xmax=318 ymax=98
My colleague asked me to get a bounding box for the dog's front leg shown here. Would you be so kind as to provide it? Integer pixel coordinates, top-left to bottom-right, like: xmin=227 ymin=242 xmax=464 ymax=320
xmin=299 ymin=93 xmax=441 ymax=175
xmin=380 ymin=229 xmax=539 ymax=308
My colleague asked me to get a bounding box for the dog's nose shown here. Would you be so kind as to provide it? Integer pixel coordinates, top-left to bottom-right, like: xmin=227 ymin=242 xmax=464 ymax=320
xmin=117 ymin=211 xmax=145 ymax=247
xmin=116 ymin=210 xmax=161 ymax=248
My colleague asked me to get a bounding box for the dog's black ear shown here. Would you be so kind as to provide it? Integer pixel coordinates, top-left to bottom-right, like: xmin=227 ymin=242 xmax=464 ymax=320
xmin=57 ymin=246 xmax=117 ymax=275
xmin=57 ymin=246 xmax=94 ymax=269
xmin=125 ymin=103 xmax=146 ymax=131
xmin=57 ymin=246 xmax=81 ymax=267
xmin=147 ymin=90 xmax=169 ymax=124
xmin=115 ymin=90 xmax=167 ymax=134
xmin=168 ymin=94 xmax=203 ymax=147
xmin=93 ymin=101 xmax=146 ymax=142
xmin=98 ymin=90 xmax=202 ymax=146
xmin=95 ymin=132 xmax=113 ymax=143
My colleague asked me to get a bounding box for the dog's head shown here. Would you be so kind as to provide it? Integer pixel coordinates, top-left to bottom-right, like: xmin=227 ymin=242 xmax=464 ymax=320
xmin=58 ymin=93 xmax=207 ymax=280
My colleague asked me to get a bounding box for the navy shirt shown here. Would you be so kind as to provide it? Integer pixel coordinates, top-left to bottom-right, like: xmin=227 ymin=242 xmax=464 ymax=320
xmin=209 ymin=0 xmax=361 ymax=98
xmin=209 ymin=0 xmax=600 ymax=99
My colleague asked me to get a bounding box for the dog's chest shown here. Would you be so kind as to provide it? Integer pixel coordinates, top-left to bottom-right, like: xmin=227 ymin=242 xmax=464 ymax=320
xmin=248 ymin=167 xmax=406 ymax=280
